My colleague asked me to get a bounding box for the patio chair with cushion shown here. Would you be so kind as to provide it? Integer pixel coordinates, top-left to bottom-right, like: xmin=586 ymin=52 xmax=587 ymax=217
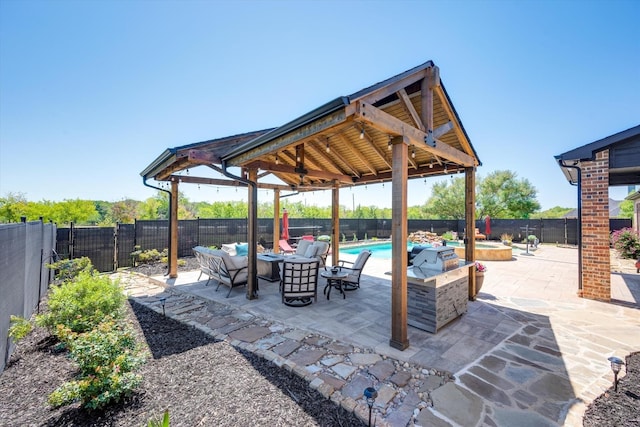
xmin=280 ymin=258 xmax=319 ymax=307
xmin=337 ymin=249 xmax=372 ymax=290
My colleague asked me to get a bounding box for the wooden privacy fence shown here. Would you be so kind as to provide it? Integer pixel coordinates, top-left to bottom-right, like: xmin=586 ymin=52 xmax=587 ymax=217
xmin=55 ymin=218 xmax=632 ymax=273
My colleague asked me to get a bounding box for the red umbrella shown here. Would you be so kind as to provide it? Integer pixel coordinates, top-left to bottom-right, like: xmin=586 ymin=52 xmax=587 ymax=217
xmin=281 ymin=208 xmax=289 ymax=241
xmin=485 ymin=215 xmax=491 ymax=236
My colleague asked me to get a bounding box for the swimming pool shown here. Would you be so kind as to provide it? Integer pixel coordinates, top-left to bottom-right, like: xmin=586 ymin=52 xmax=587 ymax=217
xmin=340 ymin=240 xmax=513 ymax=261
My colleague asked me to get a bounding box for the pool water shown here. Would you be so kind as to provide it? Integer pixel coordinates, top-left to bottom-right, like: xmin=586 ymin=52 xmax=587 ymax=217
xmin=340 ymin=241 xmax=509 ymax=259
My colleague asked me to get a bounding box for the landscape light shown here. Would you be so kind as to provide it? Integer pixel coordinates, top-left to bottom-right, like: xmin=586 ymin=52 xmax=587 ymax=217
xmin=608 ymin=356 xmax=625 ymax=392
xmin=364 ymin=387 xmax=377 ymax=427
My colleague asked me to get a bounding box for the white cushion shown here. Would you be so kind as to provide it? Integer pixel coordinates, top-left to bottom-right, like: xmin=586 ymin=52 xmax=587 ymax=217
xmin=221 ymin=243 xmax=237 ymax=256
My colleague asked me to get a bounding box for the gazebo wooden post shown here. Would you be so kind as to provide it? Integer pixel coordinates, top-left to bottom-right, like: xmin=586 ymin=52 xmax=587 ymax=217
xmin=246 ymin=168 xmax=258 ymax=299
xmin=169 ymin=179 xmax=179 ymax=278
xmin=465 ymin=167 xmax=477 ymax=300
xmin=331 ymin=184 xmax=340 ymax=266
xmin=389 ymin=136 xmax=409 ymax=350
xmin=273 ymin=189 xmax=280 ymax=253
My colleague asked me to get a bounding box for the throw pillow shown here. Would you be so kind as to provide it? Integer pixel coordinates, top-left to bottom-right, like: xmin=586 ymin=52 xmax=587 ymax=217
xmin=236 ymin=243 xmax=248 ymax=256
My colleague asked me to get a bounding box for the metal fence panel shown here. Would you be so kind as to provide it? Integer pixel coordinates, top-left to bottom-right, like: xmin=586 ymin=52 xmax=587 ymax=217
xmin=117 ymin=223 xmax=135 ymax=269
xmin=73 ymin=227 xmax=114 ymax=272
xmin=1 ymin=221 xmax=56 ymax=372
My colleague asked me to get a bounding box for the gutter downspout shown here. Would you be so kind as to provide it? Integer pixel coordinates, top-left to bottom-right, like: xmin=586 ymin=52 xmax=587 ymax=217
xmin=143 ymin=177 xmax=173 ymax=276
xmin=221 ymin=160 xmax=259 ymax=300
xmin=559 ymin=160 xmax=582 ymax=292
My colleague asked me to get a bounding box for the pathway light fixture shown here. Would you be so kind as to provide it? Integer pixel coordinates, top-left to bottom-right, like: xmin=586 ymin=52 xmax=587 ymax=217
xmin=159 ymin=297 xmax=167 ymax=316
xmin=608 ymin=356 xmax=625 ymax=392
xmin=364 ymin=386 xmax=377 ymax=427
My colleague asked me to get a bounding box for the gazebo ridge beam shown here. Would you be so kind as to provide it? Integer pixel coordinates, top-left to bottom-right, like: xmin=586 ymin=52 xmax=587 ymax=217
xmin=354 ymin=101 xmax=475 ymax=167
xmin=247 ymin=160 xmax=354 ymax=184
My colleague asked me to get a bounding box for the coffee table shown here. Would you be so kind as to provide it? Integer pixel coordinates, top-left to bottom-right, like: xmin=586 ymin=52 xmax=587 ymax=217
xmin=321 ymin=269 xmax=348 ymax=300
xmin=257 ymin=253 xmax=285 ymax=282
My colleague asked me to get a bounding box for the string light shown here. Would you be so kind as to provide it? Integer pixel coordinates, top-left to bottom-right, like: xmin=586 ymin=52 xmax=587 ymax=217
xmin=429 ymin=160 xmax=434 ymax=168
xmin=275 ymin=154 xmax=279 ymax=165
xmin=444 ymin=164 xmax=448 ymax=173
xmin=326 ymin=139 xmax=330 ymax=153
xmin=411 ymin=146 xmax=416 ymax=159
xmin=387 ymin=135 xmax=392 ymax=151
xmin=360 ymin=126 xmax=365 ymax=139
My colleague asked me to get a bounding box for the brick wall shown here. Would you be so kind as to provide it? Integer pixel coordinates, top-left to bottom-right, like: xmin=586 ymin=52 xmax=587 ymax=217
xmin=580 ymin=150 xmax=611 ymax=301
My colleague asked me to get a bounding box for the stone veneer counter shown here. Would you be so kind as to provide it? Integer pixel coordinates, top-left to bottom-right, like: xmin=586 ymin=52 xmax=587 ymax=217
xmin=404 ymin=261 xmax=471 ymax=333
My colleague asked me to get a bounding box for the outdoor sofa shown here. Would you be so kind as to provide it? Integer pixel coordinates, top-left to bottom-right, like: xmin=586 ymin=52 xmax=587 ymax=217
xmin=193 ymin=246 xmax=248 ymax=297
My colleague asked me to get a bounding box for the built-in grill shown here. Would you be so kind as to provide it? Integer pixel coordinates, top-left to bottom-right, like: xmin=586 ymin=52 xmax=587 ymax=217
xmin=411 ymin=246 xmax=459 ymax=272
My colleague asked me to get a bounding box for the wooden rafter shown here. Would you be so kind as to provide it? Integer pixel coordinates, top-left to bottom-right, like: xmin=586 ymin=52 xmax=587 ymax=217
xmin=354 ymin=101 xmax=475 ymax=167
xmin=337 ymin=133 xmax=377 ymax=176
xmin=434 ymin=85 xmax=474 ymax=157
xmin=313 ymin=138 xmax=360 ymax=178
xmin=308 ymin=138 xmax=350 ymax=176
xmin=397 ymin=88 xmax=424 ymax=131
xmin=353 ymin=68 xmax=429 ymax=107
xmin=360 ymin=129 xmax=392 ymax=170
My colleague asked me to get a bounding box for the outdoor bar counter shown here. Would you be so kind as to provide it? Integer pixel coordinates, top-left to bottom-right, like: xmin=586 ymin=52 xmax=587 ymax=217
xmin=403 ymin=261 xmax=472 ymax=333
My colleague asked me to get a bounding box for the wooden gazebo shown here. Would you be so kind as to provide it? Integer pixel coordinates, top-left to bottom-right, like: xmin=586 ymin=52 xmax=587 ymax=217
xmin=141 ymin=60 xmax=481 ymax=350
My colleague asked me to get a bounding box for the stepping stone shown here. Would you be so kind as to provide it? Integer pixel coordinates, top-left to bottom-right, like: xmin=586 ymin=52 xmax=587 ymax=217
xmin=341 ymin=374 xmax=373 ymax=400
xmin=206 ymin=316 xmax=237 ymax=330
xmin=228 ymin=326 xmax=272 ymax=343
xmin=326 ymin=342 xmax=353 ymax=354
xmin=318 ymin=372 xmax=346 ymax=390
xmin=332 ymin=363 xmax=357 ymax=380
xmin=288 ymin=349 xmax=326 ymax=366
xmin=389 ymin=370 xmax=412 ymax=387
xmin=368 ymin=360 xmax=396 ymax=381
xmin=255 ymin=334 xmax=286 ymax=350
xmin=273 ymin=340 xmax=301 ymax=357
xmin=349 ymin=353 xmax=382 ymax=366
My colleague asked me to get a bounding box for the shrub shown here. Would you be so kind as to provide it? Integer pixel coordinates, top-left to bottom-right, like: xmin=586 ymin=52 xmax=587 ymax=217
xmin=611 ymin=228 xmax=640 ymax=259
xmin=148 ymin=410 xmax=170 ymax=427
xmin=36 ymin=271 xmax=126 ymax=333
xmin=49 ymin=319 xmax=146 ymax=410
xmin=47 ymin=257 xmax=95 ymax=282
xmin=8 ymin=315 xmax=32 ymax=342
xmin=441 ymin=231 xmax=454 ymax=240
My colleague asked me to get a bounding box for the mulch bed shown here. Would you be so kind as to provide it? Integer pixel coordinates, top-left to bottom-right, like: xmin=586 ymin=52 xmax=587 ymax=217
xmin=0 ymin=294 xmax=366 ymax=426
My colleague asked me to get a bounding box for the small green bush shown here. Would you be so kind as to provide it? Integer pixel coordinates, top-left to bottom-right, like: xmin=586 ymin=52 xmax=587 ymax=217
xmin=611 ymin=227 xmax=640 ymax=259
xmin=36 ymin=271 xmax=126 ymax=333
xmin=47 ymin=257 xmax=94 ymax=282
xmin=8 ymin=315 xmax=32 ymax=342
xmin=49 ymin=319 xmax=145 ymax=410
xmin=441 ymin=231 xmax=454 ymax=240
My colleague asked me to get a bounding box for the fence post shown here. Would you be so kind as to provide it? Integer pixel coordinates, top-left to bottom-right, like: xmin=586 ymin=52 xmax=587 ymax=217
xmin=113 ymin=223 xmax=119 ymax=271
xmin=69 ymin=221 xmax=75 ymax=260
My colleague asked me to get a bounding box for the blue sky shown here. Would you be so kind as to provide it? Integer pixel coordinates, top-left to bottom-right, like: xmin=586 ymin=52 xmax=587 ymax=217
xmin=1 ymin=0 xmax=638 ymax=210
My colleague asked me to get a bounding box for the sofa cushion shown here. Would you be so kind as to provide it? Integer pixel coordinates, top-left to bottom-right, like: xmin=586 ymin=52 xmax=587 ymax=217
xmin=304 ymin=244 xmax=319 ymax=258
xmin=295 ymin=239 xmax=312 ymax=256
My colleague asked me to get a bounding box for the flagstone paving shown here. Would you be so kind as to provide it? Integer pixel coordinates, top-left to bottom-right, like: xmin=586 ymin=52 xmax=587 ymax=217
xmin=117 ymin=244 xmax=640 ymax=426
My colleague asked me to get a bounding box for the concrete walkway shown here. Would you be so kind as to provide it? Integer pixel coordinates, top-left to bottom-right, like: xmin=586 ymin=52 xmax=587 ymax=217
xmin=119 ymin=244 xmax=640 ymax=426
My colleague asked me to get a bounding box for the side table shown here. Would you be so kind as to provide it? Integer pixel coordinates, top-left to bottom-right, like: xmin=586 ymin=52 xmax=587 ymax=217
xmin=321 ymin=269 xmax=348 ymax=300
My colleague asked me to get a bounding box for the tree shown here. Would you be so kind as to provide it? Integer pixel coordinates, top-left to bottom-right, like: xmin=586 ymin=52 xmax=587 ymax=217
xmin=423 ymin=177 xmax=466 ymax=219
xmin=0 ymin=192 xmax=28 ymax=222
xmin=477 ymin=170 xmax=540 ymax=219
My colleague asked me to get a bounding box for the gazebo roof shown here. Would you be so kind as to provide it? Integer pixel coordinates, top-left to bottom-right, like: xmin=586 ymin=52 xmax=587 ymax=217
xmin=141 ymin=60 xmax=481 ymax=190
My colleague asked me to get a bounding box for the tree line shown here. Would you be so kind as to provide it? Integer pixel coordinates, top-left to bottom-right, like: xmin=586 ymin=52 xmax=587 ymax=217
xmin=1 ymin=170 xmax=631 ymax=226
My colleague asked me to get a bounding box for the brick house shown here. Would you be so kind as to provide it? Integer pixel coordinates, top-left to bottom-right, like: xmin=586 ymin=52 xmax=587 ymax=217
xmin=556 ymin=124 xmax=640 ymax=301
